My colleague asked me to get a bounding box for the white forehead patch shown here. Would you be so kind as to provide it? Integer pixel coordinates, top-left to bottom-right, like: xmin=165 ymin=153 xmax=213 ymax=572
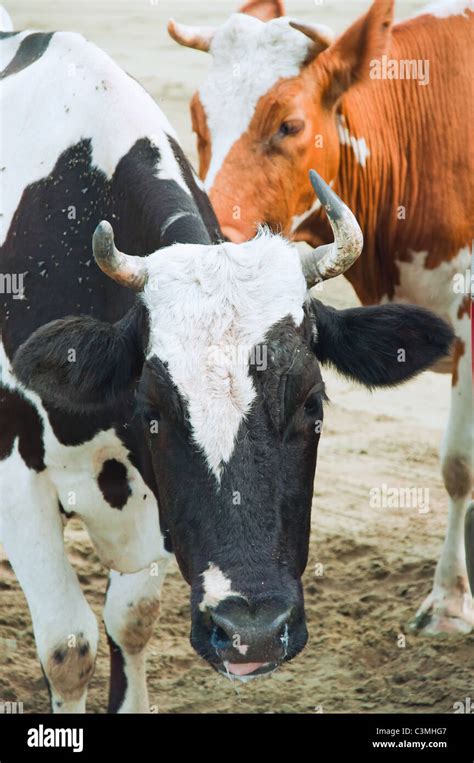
xmin=141 ymin=231 xmax=307 ymax=479
xmin=200 ymin=14 xmax=313 ymax=189
xmin=416 ymin=0 xmax=474 ymax=17
xmin=199 ymin=563 xmax=244 ymax=611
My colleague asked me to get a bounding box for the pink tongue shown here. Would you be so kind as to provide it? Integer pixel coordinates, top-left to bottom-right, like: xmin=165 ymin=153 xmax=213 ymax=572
xmin=226 ymin=662 xmax=266 ymax=676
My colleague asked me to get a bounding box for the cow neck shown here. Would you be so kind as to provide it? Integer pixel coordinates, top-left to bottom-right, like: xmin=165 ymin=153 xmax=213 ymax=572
xmin=333 ymin=87 xmax=397 ymax=306
xmin=328 ymin=14 xmax=471 ymax=306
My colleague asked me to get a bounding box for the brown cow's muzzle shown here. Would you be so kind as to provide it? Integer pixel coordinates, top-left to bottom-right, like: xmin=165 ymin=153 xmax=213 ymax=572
xmin=220 ymin=225 xmax=251 ymax=244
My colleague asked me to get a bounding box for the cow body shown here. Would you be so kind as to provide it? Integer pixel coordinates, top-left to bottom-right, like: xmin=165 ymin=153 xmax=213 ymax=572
xmin=176 ymin=0 xmax=474 ymax=635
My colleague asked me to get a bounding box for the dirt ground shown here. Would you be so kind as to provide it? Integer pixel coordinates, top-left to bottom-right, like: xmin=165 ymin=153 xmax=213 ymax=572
xmin=1 ymin=0 xmax=472 ymax=714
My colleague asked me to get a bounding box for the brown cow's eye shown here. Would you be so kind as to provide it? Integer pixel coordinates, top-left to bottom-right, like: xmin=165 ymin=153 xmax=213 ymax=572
xmin=278 ymin=120 xmax=305 ymax=138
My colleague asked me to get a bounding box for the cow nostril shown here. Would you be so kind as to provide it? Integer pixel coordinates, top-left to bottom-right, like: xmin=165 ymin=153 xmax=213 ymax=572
xmin=279 ymin=623 xmax=290 ymax=655
xmin=210 ymin=624 xmax=231 ymax=651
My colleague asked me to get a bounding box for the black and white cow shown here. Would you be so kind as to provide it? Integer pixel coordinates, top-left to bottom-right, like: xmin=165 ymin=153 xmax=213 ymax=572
xmin=0 ymin=20 xmax=454 ymax=713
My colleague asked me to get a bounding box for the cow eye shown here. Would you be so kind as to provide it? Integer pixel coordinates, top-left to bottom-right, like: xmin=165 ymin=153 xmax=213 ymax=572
xmin=140 ymin=407 xmax=161 ymax=430
xmin=303 ymin=382 xmax=326 ymax=418
xmin=278 ymin=120 xmax=305 ymax=138
xmin=304 ymin=394 xmax=322 ymax=418
xmin=144 ymin=407 xmax=161 ymax=421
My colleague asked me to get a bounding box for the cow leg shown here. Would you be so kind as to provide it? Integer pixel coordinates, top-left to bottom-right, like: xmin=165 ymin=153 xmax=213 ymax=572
xmin=411 ymin=328 xmax=473 ymax=634
xmin=103 ymin=560 xmax=170 ymax=713
xmin=466 ymin=502 xmax=474 ymax=595
xmin=0 ymin=447 xmax=99 ymax=711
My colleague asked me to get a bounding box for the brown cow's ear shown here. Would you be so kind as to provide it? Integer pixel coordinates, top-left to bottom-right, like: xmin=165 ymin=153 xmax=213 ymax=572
xmin=238 ymin=0 xmax=285 ymax=21
xmin=318 ymin=0 xmax=394 ymax=104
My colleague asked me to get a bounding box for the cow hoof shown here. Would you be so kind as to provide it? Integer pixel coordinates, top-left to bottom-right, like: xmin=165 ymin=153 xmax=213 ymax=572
xmin=409 ymin=584 xmax=474 ymax=635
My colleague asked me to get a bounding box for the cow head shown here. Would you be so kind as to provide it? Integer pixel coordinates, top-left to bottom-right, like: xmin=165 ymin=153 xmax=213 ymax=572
xmin=13 ymin=175 xmax=453 ymax=679
xmin=168 ymin=0 xmax=393 ymax=241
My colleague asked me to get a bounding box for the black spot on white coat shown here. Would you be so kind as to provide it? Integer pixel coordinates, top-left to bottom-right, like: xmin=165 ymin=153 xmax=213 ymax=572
xmin=98 ymin=459 xmax=132 ymax=510
xmin=0 ymin=32 xmax=54 ymax=79
xmin=0 ymin=385 xmax=45 ymax=470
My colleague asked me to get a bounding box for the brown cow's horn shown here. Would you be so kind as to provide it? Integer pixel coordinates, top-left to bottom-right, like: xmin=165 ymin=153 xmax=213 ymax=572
xmin=289 ymin=20 xmax=334 ymax=57
xmin=92 ymin=221 xmax=148 ymax=291
xmin=167 ymin=18 xmax=216 ymax=52
xmin=299 ymin=170 xmax=363 ymax=286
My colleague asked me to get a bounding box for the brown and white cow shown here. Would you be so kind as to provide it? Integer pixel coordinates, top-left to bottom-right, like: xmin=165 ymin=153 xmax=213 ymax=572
xmin=169 ymin=0 xmax=474 ymax=634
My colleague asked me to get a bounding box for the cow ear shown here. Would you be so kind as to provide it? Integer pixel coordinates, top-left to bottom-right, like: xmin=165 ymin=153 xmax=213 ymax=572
xmin=318 ymin=0 xmax=394 ymax=104
xmin=238 ymin=0 xmax=285 ymax=21
xmin=308 ymin=299 xmax=454 ymax=388
xmin=13 ymin=303 xmax=148 ymax=412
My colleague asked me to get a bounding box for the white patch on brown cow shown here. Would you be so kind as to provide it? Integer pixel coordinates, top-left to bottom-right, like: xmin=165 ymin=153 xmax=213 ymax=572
xmin=291 ymin=197 xmax=322 ymax=234
xmin=290 ymin=180 xmax=335 ymax=234
xmin=336 ymin=115 xmax=371 ymax=168
xmin=390 ymin=248 xmax=469 ymax=324
xmin=417 ymin=0 xmax=474 ymax=18
xmin=199 ymin=14 xmax=313 ymax=190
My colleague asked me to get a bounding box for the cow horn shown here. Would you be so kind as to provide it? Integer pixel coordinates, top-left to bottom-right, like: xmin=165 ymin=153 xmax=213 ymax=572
xmin=299 ymin=170 xmax=363 ymax=286
xmin=167 ymin=18 xmax=216 ymax=52
xmin=289 ymin=20 xmax=334 ymax=56
xmin=92 ymin=221 xmax=147 ymax=291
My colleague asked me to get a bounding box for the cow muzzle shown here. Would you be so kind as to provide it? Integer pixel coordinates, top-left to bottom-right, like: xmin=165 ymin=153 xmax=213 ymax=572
xmin=220 ymin=225 xmax=250 ymax=244
xmin=191 ymin=595 xmax=308 ymax=680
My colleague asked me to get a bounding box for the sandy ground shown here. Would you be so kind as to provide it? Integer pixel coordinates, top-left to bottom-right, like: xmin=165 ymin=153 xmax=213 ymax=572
xmin=1 ymin=1 xmax=472 ymax=714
